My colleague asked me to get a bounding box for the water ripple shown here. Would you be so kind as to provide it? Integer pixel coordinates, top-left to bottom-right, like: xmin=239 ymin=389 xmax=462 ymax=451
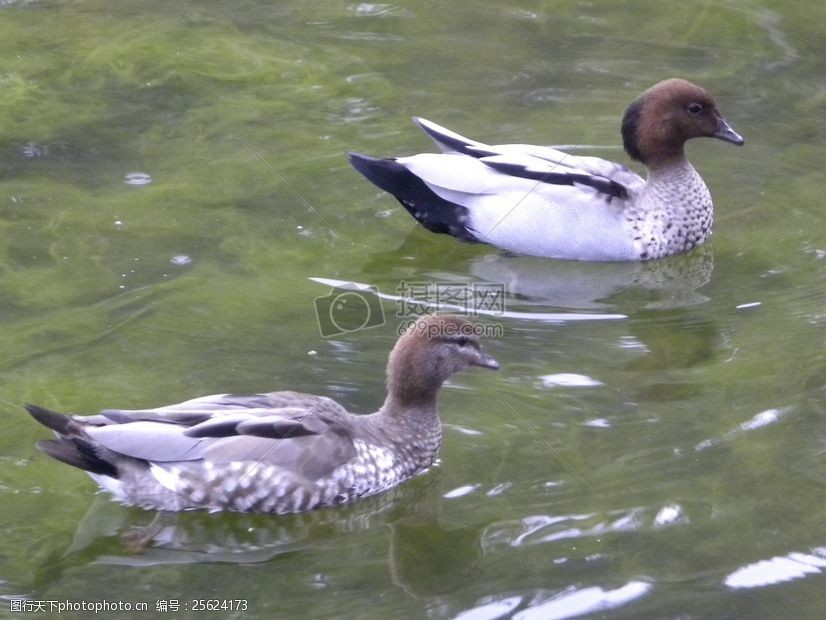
xmin=483 ymin=511 xmax=631 ymax=549
xmin=653 ymin=503 xmax=686 ymax=527
xmin=349 ymin=3 xmax=409 ymax=17
xmin=695 ymin=406 xmax=793 ymax=451
xmin=483 ymin=503 xmax=687 ymax=550
xmin=444 ymin=484 xmax=481 ymax=499
xmin=453 ymin=596 xmax=522 ymax=620
xmin=309 ymin=277 xmax=626 ymax=322
xmin=453 ymin=582 xmax=652 ymax=620
xmin=169 ymin=255 xmax=193 ymax=266
xmin=725 ymin=547 xmax=826 ymax=589
xmin=539 ymin=373 xmax=604 ymax=388
xmin=124 ymin=171 xmax=152 ymax=186
xmin=512 ymin=581 xmax=652 ymax=620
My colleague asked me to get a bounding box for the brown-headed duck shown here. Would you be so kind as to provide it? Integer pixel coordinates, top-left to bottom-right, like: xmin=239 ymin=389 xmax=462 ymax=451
xmin=26 ymin=314 xmax=499 ymax=513
xmin=349 ymin=78 xmax=744 ymax=261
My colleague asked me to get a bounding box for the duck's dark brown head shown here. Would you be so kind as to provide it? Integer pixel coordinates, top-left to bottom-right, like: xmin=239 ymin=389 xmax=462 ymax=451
xmin=386 ymin=314 xmax=499 ymax=406
xmin=621 ymin=78 xmax=743 ymax=168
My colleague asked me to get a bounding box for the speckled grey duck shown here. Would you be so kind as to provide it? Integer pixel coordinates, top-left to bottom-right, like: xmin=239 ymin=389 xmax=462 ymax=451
xmin=26 ymin=314 xmax=499 ymax=514
xmin=349 ymin=78 xmax=744 ymax=261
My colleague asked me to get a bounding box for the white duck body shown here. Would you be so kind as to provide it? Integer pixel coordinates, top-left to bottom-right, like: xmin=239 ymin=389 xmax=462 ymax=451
xmin=349 ymin=79 xmax=743 ymax=262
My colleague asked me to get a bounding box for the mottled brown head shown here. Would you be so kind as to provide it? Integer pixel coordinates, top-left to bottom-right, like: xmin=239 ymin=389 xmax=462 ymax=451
xmin=621 ymin=78 xmax=743 ymax=168
xmin=386 ymin=314 xmax=499 ymax=406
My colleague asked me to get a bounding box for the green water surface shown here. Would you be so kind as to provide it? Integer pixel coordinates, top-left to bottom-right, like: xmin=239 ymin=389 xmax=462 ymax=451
xmin=1 ymin=1 xmax=825 ymax=619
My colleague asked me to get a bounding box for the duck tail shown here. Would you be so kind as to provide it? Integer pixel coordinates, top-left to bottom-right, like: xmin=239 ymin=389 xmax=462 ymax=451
xmin=348 ymin=152 xmax=408 ymax=195
xmin=26 ymin=403 xmax=120 ymax=478
xmin=347 ymin=153 xmax=477 ymax=242
xmin=36 ymin=437 xmax=119 ymax=478
xmin=25 ymin=403 xmax=72 ymax=433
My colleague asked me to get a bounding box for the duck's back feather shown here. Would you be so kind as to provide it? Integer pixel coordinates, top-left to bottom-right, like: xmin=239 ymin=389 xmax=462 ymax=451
xmin=414 ymin=117 xmax=644 ymax=188
xmin=29 ymin=392 xmax=359 ymax=479
xmin=394 ymin=151 xmax=642 ymax=260
xmin=350 ymin=119 xmax=648 ymax=260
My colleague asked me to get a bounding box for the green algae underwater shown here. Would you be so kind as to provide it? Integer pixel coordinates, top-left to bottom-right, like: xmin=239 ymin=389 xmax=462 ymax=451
xmin=1 ymin=1 xmax=826 ymax=618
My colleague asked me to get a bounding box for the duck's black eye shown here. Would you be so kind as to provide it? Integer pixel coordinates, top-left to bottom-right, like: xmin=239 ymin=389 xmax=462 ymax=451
xmin=687 ymin=102 xmax=703 ymax=115
xmin=456 ymin=336 xmax=471 ymax=347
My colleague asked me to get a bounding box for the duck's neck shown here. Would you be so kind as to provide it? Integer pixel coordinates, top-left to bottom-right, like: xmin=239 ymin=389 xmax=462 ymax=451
xmin=377 ymin=372 xmax=444 ymax=438
xmin=380 ymin=387 xmax=440 ymax=420
xmin=375 ymin=391 xmax=443 ymax=472
xmin=381 ymin=343 xmax=446 ymax=418
xmin=644 ymin=150 xmax=689 ymax=174
xmin=645 ymin=156 xmax=703 ymax=190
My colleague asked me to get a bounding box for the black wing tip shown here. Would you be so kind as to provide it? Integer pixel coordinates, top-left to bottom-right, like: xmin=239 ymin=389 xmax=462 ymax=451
xmin=347 ymin=152 xmax=401 ymax=193
xmin=26 ymin=403 xmax=72 ymax=434
xmin=347 ymin=151 xmax=374 ymax=166
xmin=28 ymin=403 xmax=119 ymax=478
xmin=35 ymin=437 xmax=119 ymax=478
xmin=410 ymin=118 xmax=489 ymax=157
